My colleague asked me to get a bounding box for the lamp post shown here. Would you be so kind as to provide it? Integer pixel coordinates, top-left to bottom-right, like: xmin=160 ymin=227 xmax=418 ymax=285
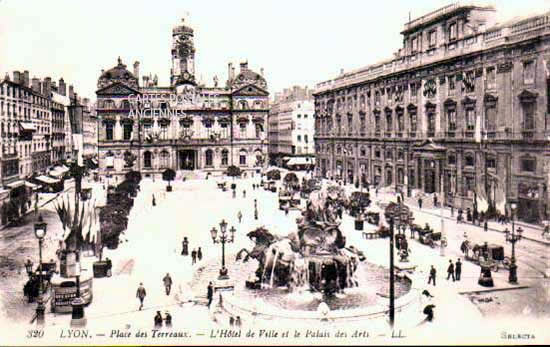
xmin=389 ymin=216 xmax=395 ymax=328
xmin=34 ymin=219 xmax=47 ymax=326
xmin=506 ymin=200 xmax=523 ymax=284
xmin=210 ymin=219 xmax=236 ymax=280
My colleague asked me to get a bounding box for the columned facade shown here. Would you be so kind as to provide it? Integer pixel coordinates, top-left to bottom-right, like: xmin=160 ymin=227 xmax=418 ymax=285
xmin=314 ymin=5 xmax=550 ymax=224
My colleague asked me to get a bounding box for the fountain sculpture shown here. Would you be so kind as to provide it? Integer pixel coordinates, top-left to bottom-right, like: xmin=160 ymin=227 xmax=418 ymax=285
xmin=236 ymin=186 xmax=365 ymax=296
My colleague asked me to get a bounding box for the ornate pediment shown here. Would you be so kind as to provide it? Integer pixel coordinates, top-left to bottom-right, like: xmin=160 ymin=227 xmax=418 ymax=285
xmin=232 ymin=84 xmax=268 ymax=97
xmin=406 ymin=103 xmax=417 ymax=113
xmin=236 ymin=115 xmax=250 ymax=123
xmin=518 ymin=89 xmax=538 ymax=103
xmin=217 ymin=116 xmax=231 ymax=123
xmin=415 ymin=139 xmax=446 ymax=152
xmin=424 ymin=101 xmax=437 ymax=111
xmin=484 ymin=93 xmax=498 ymax=105
xmin=461 ymin=96 xmax=476 ymax=105
xmin=96 ymin=82 xmax=140 ymax=96
xmin=252 ymin=115 xmax=265 ymax=123
xmin=444 ymin=98 xmax=457 ymax=107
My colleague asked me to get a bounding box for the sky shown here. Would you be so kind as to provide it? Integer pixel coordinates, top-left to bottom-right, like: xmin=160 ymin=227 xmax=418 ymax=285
xmin=0 ymin=0 xmax=548 ymax=100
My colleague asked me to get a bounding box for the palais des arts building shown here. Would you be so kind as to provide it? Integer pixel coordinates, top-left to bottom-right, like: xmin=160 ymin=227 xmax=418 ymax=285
xmin=95 ymin=19 xmax=269 ymax=180
xmin=314 ymin=3 xmax=550 ymax=223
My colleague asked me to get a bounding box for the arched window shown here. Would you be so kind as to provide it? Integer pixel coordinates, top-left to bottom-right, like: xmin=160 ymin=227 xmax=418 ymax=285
xmin=160 ymin=150 xmax=170 ymax=168
xmin=205 ymin=149 xmax=213 ymax=167
xmin=239 ymin=100 xmax=247 ymax=110
xmin=255 ymin=123 xmax=263 ymax=138
xmin=144 ymin=151 xmax=152 ymax=168
xmin=239 ymin=149 xmax=247 ymax=166
xmin=221 ymin=149 xmax=229 ymax=166
xmin=106 ymin=150 xmax=115 ymax=169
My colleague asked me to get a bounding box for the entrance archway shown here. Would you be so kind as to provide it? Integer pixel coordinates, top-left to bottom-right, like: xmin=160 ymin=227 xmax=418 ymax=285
xmin=179 ymin=150 xmax=196 ymax=170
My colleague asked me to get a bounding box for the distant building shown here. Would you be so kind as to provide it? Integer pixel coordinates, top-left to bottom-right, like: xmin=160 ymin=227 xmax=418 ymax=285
xmin=95 ymin=18 xmax=269 ymax=179
xmin=268 ymin=86 xmax=315 ymax=168
xmin=314 ymin=3 xmax=550 ymax=223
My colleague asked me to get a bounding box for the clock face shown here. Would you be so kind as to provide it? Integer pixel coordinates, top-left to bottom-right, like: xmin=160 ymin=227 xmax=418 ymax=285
xmin=183 ymin=72 xmax=190 ymax=79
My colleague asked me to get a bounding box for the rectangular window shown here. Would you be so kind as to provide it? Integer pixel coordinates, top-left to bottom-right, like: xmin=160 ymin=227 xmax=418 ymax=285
xmin=523 ymin=61 xmax=535 ymax=84
xmin=447 ymin=109 xmax=456 ymax=131
xmin=375 ymin=115 xmax=380 ymax=131
xmin=239 ymin=155 xmax=246 ymax=165
xmin=485 ymin=106 xmax=496 ymax=131
xmin=411 ymin=37 xmax=418 ymax=53
xmin=428 ymin=30 xmax=437 ymax=47
xmin=448 ymin=76 xmax=455 ymax=95
xmin=239 ymin=123 xmax=247 ymax=138
xmin=523 ymin=103 xmax=535 ymax=130
xmin=304 ymin=134 xmax=308 ymax=143
xmin=486 ymin=67 xmax=496 ymax=89
xmin=160 ymin=124 xmax=168 ymax=140
xmin=410 ymin=113 xmax=417 ymax=132
xmin=386 ymin=114 xmax=392 ymax=132
xmin=449 ymin=23 xmax=457 ymax=41
xmin=448 ymin=155 xmax=456 ymax=165
xmin=106 ymin=123 xmax=113 ymax=140
xmin=410 ymin=83 xmax=417 ymax=99
xmin=465 ymin=109 xmax=475 ymax=130
xmin=221 ymin=151 xmax=228 ymax=166
xmin=486 ymin=158 xmax=496 ymax=169
xmin=123 ymin=123 xmax=132 ymax=140
xmin=297 ymin=135 xmax=301 ymax=142
xmin=521 ymin=158 xmax=536 ymax=172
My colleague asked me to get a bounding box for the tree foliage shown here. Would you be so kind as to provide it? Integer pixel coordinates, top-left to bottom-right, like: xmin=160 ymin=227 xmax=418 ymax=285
xmin=226 ymin=165 xmax=241 ymax=177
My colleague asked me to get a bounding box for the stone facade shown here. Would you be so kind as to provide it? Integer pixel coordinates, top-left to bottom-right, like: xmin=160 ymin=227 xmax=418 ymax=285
xmin=314 ymin=4 xmax=550 ymax=223
xmin=96 ymin=19 xmax=269 ymax=180
xmin=268 ymin=86 xmax=314 ymax=164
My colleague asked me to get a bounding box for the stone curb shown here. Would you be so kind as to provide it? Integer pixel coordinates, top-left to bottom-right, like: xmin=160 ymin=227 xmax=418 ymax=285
xmin=458 ymin=285 xmax=530 ymax=295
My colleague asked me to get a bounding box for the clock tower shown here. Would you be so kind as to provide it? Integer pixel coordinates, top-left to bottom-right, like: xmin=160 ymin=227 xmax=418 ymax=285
xmin=171 ymin=18 xmax=196 ymax=87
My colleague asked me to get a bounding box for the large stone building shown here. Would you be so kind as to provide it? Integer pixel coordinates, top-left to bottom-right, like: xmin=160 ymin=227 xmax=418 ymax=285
xmin=95 ymin=19 xmax=269 ymax=179
xmin=268 ymin=86 xmax=315 ymax=167
xmin=314 ymin=3 xmax=550 ymax=223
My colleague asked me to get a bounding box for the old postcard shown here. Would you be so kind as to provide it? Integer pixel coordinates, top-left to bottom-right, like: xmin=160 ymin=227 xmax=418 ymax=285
xmin=0 ymin=0 xmax=549 ymax=345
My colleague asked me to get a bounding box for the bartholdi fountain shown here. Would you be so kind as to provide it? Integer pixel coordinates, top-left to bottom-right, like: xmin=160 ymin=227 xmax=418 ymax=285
xmin=193 ymin=185 xmax=417 ymax=325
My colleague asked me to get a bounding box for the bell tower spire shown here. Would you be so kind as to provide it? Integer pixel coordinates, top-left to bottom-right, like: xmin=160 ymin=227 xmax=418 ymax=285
xmin=171 ymin=16 xmax=196 ymax=87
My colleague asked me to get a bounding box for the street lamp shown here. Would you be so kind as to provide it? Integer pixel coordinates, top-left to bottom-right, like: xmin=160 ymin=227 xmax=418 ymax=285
xmin=34 ymin=218 xmax=47 ymax=326
xmin=210 ymin=219 xmax=236 ymax=280
xmin=506 ymin=201 xmax=523 ymax=284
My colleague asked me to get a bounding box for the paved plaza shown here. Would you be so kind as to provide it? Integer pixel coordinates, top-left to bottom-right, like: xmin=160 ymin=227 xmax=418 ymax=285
xmin=1 ymin=170 xmax=548 ymax=344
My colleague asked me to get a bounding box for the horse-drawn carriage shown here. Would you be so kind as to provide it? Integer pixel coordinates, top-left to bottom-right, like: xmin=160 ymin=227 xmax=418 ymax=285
xmin=414 ymin=225 xmax=441 ymax=248
xmin=362 ymin=225 xmax=391 ymax=239
xmin=460 ymin=241 xmax=510 ymax=271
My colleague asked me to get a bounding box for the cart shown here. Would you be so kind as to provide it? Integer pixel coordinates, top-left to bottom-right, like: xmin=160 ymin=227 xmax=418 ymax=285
xmin=464 ymin=242 xmax=511 ymax=271
xmin=417 ymin=229 xmax=441 ymax=248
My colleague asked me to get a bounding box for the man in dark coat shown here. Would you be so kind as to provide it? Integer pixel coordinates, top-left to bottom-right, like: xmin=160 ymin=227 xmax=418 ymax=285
xmin=455 ymin=258 xmax=462 ymax=281
xmin=152 ymin=194 xmax=156 ymax=207
xmin=207 ymin=282 xmax=214 ymax=308
xmin=191 ymin=249 xmax=197 ymax=265
xmin=418 ymin=197 xmax=423 ymax=209
xmin=154 ymin=311 xmax=163 ymax=328
xmin=136 ymin=282 xmax=147 ymax=310
xmin=447 ymin=260 xmax=455 ymax=281
xmin=197 ymin=247 xmax=202 ymax=261
xmin=164 ymin=311 xmax=172 ymax=328
xmin=181 ymin=237 xmax=189 ymax=256
xmin=163 ymin=273 xmax=173 ymax=295
xmin=428 ymin=265 xmax=436 ymax=286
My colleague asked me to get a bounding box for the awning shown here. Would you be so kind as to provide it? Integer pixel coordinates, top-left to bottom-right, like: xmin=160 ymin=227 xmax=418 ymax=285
xmin=286 ymin=157 xmax=315 ymax=166
xmin=35 ymin=175 xmax=60 ymax=184
xmin=6 ymin=180 xmax=25 ymax=188
xmin=25 ymin=181 xmax=40 ymax=190
xmin=49 ymin=169 xmax=64 ymax=178
xmin=19 ymin=122 xmax=36 ymax=132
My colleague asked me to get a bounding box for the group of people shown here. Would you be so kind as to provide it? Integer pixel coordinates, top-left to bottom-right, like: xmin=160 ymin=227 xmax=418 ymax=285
xmin=154 ymin=310 xmax=172 ymax=328
xmin=427 ymin=258 xmax=463 ymax=286
xmin=181 ymin=236 xmax=203 ymax=264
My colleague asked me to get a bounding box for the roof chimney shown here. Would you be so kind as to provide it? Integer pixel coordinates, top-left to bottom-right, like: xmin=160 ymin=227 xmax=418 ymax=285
xmin=13 ymin=71 xmax=21 ymax=84
xmin=59 ymin=78 xmax=66 ymax=96
xmin=133 ymin=61 xmax=140 ymax=80
xmin=52 ymin=81 xmax=58 ymax=92
xmin=32 ymin=77 xmax=41 ymax=93
xmin=228 ymin=63 xmax=233 ymax=81
xmin=68 ymin=85 xmax=74 ymax=99
xmin=43 ymin=77 xmax=52 ymax=97
xmin=23 ymin=71 xmax=29 ymax=87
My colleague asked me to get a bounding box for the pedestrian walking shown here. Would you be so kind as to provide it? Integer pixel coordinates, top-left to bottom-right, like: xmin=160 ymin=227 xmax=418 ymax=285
xmin=418 ymin=197 xmax=423 ymax=209
xmin=455 ymin=258 xmax=462 ymax=281
xmin=229 ymin=316 xmax=235 ymax=327
xmin=181 ymin=237 xmax=189 ymax=256
xmin=207 ymin=281 xmax=214 ymax=308
xmin=242 ymin=190 xmax=246 ymax=198
xmin=197 ymin=247 xmax=202 ymax=261
xmin=447 ymin=260 xmax=455 ymax=281
xmin=235 ymin=316 xmax=242 ymax=328
xmin=484 ymin=220 xmax=488 ymax=232
xmin=237 ymin=211 xmax=242 ymax=223
xmin=163 ymin=273 xmax=173 ymax=295
xmin=451 ymin=205 xmax=454 ymax=217
xmin=285 ymin=204 xmax=289 ymax=216
xmin=433 ymin=195 xmax=438 ymax=208
xmin=136 ymin=282 xmax=147 ymax=310
xmin=423 ymin=304 xmax=435 ymax=322
xmin=428 ymin=265 xmax=436 ymax=286
xmin=164 ymin=311 xmax=172 ymax=328
xmin=542 ymin=225 xmax=550 ymax=238
xmin=152 ymin=194 xmax=156 ymax=207
xmin=154 ymin=311 xmax=163 ymax=328
xmin=191 ymin=249 xmax=197 ymax=265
